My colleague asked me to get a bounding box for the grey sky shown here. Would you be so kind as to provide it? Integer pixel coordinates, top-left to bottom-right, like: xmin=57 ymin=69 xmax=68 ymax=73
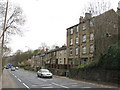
xmin=7 ymin=0 xmax=119 ymax=53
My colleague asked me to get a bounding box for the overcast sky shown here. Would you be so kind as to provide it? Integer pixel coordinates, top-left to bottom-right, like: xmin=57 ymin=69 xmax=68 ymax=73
xmin=6 ymin=0 xmax=119 ymax=53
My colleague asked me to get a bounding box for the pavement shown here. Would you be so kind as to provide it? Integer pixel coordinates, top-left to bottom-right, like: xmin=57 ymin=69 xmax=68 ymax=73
xmin=2 ymin=69 xmax=18 ymax=88
xmin=0 ymin=75 xmax=2 ymax=89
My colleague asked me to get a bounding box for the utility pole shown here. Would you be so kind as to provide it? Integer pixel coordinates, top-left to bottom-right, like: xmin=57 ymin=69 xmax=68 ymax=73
xmin=0 ymin=0 xmax=8 ymax=86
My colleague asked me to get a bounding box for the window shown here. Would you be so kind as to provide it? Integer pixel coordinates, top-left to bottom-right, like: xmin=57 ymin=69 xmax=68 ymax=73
xmin=70 ymin=38 xmax=73 ymax=45
xmin=76 ymin=37 xmax=79 ymax=44
xmin=90 ymin=45 xmax=94 ymax=53
xmin=69 ymin=48 xmax=72 ymax=56
xmin=82 ymin=46 xmax=86 ymax=54
xmin=82 ymin=34 xmax=86 ymax=42
xmin=59 ymin=58 xmax=62 ymax=63
xmin=64 ymin=50 xmax=66 ymax=54
xmin=82 ymin=23 xmax=86 ymax=30
xmin=59 ymin=51 xmax=62 ymax=56
xmin=76 ymin=26 xmax=79 ymax=33
xmin=75 ymin=47 xmax=78 ymax=55
xmin=90 ymin=33 xmax=94 ymax=41
xmin=70 ymin=28 xmax=73 ymax=34
xmin=90 ymin=21 xmax=93 ymax=27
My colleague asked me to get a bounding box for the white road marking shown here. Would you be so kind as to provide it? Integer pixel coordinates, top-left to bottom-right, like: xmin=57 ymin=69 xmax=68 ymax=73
xmin=52 ymin=82 xmax=69 ymax=88
xmin=17 ymin=78 xmax=22 ymax=82
xmin=40 ymin=84 xmax=52 ymax=86
xmin=42 ymin=86 xmax=53 ymax=88
xmin=82 ymin=87 xmax=91 ymax=88
xmin=14 ymin=76 xmax=17 ymax=78
xmin=23 ymin=83 xmax=30 ymax=89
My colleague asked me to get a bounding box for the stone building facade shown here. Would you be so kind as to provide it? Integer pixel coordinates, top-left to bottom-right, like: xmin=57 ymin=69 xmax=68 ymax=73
xmin=67 ymin=8 xmax=120 ymax=65
xmin=94 ymin=9 xmax=120 ymax=59
xmin=31 ymin=45 xmax=67 ymax=69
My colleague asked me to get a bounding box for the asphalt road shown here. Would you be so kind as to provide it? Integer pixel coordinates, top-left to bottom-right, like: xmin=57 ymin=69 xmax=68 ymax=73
xmin=3 ymin=69 xmax=118 ymax=89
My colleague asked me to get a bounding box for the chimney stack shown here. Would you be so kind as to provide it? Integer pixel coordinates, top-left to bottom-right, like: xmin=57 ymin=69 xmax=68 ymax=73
xmin=118 ymin=1 xmax=120 ymax=9
xmin=117 ymin=1 xmax=120 ymax=15
xmin=79 ymin=16 xmax=84 ymax=23
xmin=85 ymin=13 xmax=92 ymax=20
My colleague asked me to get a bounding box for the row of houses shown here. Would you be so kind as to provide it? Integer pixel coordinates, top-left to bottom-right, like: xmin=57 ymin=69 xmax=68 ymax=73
xmin=29 ymin=3 xmax=120 ymax=70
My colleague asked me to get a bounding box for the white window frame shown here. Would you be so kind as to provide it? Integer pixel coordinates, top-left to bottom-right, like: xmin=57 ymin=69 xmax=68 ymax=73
xmin=76 ymin=37 xmax=79 ymax=44
xmin=59 ymin=58 xmax=62 ymax=64
xmin=90 ymin=21 xmax=93 ymax=27
xmin=82 ymin=34 xmax=86 ymax=42
xmin=75 ymin=47 xmax=78 ymax=55
xmin=69 ymin=48 xmax=72 ymax=56
xmin=70 ymin=28 xmax=73 ymax=34
xmin=82 ymin=46 xmax=86 ymax=54
xmin=76 ymin=26 xmax=79 ymax=33
xmin=70 ymin=38 xmax=73 ymax=45
xmin=90 ymin=33 xmax=94 ymax=41
xmin=82 ymin=23 xmax=86 ymax=30
xmin=90 ymin=45 xmax=94 ymax=53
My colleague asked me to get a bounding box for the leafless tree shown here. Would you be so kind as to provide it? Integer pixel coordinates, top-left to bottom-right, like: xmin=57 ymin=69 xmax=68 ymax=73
xmin=0 ymin=0 xmax=26 ymax=75
xmin=83 ymin=0 xmax=111 ymax=16
xmin=0 ymin=0 xmax=26 ymax=55
xmin=38 ymin=42 xmax=50 ymax=51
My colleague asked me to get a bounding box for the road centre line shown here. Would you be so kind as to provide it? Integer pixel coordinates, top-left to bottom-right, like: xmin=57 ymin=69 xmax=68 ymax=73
xmin=17 ymin=78 xmax=22 ymax=82
xmin=10 ymin=72 xmax=24 ymax=87
xmin=23 ymin=83 xmax=30 ymax=89
xmin=52 ymin=82 xmax=69 ymax=88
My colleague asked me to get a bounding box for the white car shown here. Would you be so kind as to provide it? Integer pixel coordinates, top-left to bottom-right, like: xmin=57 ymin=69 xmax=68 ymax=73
xmin=37 ymin=69 xmax=53 ymax=78
xmin=11 ymin=67 xmax=15 ymax=71
xmin=15 ymin=67 xmax=19 ymax=70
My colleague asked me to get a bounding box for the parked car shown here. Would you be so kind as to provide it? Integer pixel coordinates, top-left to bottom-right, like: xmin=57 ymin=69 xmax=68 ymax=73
xmin=6 ymin=66 xmax=9 ymax=69
xmin=37 ymin=69 xmax=53 ymax=78
xmin=11 ymin=67 xmax=16 ymax=71
xmin=15 ymin=67 xmax=19 ymax=70
xmin=4 ymin=66 xmax=9 ymax=69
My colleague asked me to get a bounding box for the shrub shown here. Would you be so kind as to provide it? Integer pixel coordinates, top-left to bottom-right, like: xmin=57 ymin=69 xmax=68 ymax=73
xmin=74 ymin=44 xmax=120 ymax=70
xmin=100 ymin=44 xmax=120 ymax=70
xmin=24 ymin=65 xmax=31 ymax=70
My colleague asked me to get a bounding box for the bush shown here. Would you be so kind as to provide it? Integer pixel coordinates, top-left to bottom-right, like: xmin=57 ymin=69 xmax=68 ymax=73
xmin=24 ymin=65 xmax=31 ymax=70
xmin=75 ymin=44 xmax=120 ymax=70
xmin=99 ymin=44 xmax=120 ymax=70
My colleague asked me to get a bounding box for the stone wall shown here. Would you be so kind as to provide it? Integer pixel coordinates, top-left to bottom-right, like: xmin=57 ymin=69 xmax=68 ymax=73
xmin=69 ymin=68 xmax=120 ymax=87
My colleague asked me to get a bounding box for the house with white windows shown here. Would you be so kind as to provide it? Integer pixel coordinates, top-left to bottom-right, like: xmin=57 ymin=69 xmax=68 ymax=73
xmin=66 ymin=7 xmax=120 ymax=65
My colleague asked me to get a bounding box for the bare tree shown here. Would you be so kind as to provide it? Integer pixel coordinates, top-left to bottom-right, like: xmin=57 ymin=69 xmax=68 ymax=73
xmin=0 ymin=0 xmax=26 ymax=55
xmin=39 ymin=42 xmax=50 ymax=51
xmin=0 ymin=0 xmax=26 ymax=75
xmin=83 ymin=0 xmax=111 ymax=16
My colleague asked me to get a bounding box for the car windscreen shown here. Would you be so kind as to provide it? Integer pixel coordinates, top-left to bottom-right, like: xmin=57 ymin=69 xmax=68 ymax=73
xmin=41 ymin=70 xmax=49 ymax=72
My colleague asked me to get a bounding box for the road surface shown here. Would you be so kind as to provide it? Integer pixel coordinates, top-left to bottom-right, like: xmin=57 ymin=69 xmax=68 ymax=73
xmin=2 ymin=69 xmax=119 ymax=89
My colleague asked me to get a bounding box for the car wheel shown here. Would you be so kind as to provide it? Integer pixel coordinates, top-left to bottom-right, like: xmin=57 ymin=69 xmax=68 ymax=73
xmin=37 ymin=74 xmax=39 ymax=77
xmin=40 ymin=74 xmax=43 ymax=78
